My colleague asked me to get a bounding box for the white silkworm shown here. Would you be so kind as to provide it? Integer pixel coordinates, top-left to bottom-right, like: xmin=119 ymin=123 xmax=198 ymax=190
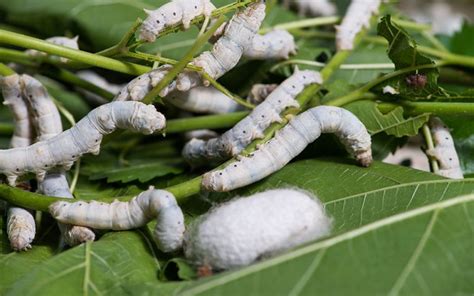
xmin=243 ymin=29 xmax=297 ymax=60
xmin=335 ymin=0 xmax=381 ymax=50
xmin=176 ymin=2 xmax=266 ymax=91
xmin=49 ymin=187 xmax=185 ymax=252
xmin=7 ymin=207 xmax=36 ymax=251
xmin=113 ymin=65 xmax=176 ymax=101
xmin=184 ymin=189 xmax=332 ymax=270
xmin=0 ymin=101 xmax=165 ymax=186
xmin=0 ymin=74 xmax=34 ymax=148
xmin=202 ymin=106 xmax=372 ymax=192
xmin=427 ymin=117 xmax=464 ymax=179
xmin=26 ymin=36 xmax=79 ymax=63
xmin=2 ymin=74 xmax=36 ymax=251
xmin=182 ymin=70 xmax=322 ymax=165
xmin=76 ymin=71 xmax=124 ymax=105
xmin=139 ymin=0 xmax=216 ymax=42
xmin=22 ymin=75 xmax=95 ymax=246
xmin=20 ymin=74 xmax=63 ymax=142
xmin=165 ymin=86 xmax=243 ymax=114
xmin=284 ymin=0 xmax=337 ymax=17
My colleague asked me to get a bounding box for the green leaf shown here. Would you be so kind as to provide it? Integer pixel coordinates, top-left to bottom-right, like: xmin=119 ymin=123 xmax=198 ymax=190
xmin=4 ymin=231 xmax=163 ymax=295
xmin=161 ymin=258 xmax=197 ymax=281
xmin=180 ymin=194 xmax=474 ymax=295
xmin=377 ymin=15 xmax=442 ymax=100
xmin=449 ymin=21 xmax=474 ymax=56
xmin=345 ymin=100 xmax=430 ymax=137
xmin=89 ymin=161 xmax=184 ymax=183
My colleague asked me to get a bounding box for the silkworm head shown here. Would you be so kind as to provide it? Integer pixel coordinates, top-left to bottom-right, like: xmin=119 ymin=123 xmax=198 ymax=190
xmin=202 ymin=170 xmax=229 ymax=192
xmin=131 ymin=105 xmax=166 ymax=134
xmin=49 ymin=201 xmax=71 ymax=219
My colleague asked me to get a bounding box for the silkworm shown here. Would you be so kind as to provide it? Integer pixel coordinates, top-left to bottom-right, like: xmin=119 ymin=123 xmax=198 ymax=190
xmin=113 ymin=65 xmax=176 ymax=101
xmin=426 ymin=117 xmax=464 ymax=179
xmin=139 ymin=0 xmax=216 ymax=42
xmin=49 ymin=187 xmax=185 ymax=252
xmin=184 ymin=189 xmax=332 ymax=270
xmin=26 ymin=36 xmax=79 ymax=63
xmin=336 ymin=0 xmax=381 ymax=50
xmin=176 ymin=2 xmax=266 ymax=91
xmin=0 ymin=74 xmax=34 ymax=148
xmin=2 ymin=74 xmax=36 ymax=251
xmin=182 ymin=70 xmax=322 ymax=165
xmin=202 ymin=106 xmax=372 ymax=192
xmin=165 ymin=86 xmax=242 ymax=114
xmin=7 ymin=207 xmax=35 ymax=251
xmin=283 ymin=0 xmax=337 ymax=17
xmin=0 ymin=101 xmax=166 ymax=186
xmin=23 ymin=75 xmax=95 ymax=246
xmin=76 ymin=70 xmax=124 ymax=105
xmin=20 ymin=74 xmax=63 ymax=142
xmin=243 ymin=29 xmax=297 ymax=60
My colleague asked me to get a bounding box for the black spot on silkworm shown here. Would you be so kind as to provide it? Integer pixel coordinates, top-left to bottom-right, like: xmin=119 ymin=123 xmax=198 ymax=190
xmin=405 ymin=74 xmax=427 ymax=89
xmin=292 ymin=85 xmax=296 ymax=89
xmin=243 ymin=131 xmax=246 ymax=134
xmin=156 ymin=20 xmax=160 ymax=24
xmin=173 ymin=12 xmax=176 ymax=16
xmin=233 ymin=164 xmax=237 ymax=167
xmin=195 ymin=5 xmax=198 ymax=9
xmin=445 ymin=137 xmax=449 ymax=140
xmin=219 ymin=172 xmax=223 ymax=176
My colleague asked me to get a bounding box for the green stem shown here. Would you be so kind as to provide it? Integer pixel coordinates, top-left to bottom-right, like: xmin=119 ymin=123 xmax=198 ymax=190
xmin=166 ymin=111 xmax=249 ymax=133
xmin=142 ymin=15 xmax=226 ymax=104
xmin=326 ymin=62 xmax=445 ymax=107
xmin=97 ymin=18 xmax=143 ymax=57
xmin=391 ymin=17 xmax=431 ymax=31
xmin=0 ymin=29 xmax=150 ymax=75
xmin=422 ymin=124 xmax=440 ymax=173
xmin=378 ymin=101 xmax=474 ymax=116
xmin=0 ymin=62 xmax=15 ymax=76
xmin=260 ymin=16 xmax=340 ymax=33
xmin=0 ymin=47 xmax=57 ymax=67
xmin=0 ymin=122 xmax=13 ymax=135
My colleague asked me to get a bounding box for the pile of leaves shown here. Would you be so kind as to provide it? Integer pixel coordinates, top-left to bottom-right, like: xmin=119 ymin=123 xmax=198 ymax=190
xmin=0 ymin=0 xmax=473 ymax=294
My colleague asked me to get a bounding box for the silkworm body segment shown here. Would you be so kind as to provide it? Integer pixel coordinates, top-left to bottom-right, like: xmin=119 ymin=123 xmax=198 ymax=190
xmin=427 ymin=117 xmax=464 ymax=179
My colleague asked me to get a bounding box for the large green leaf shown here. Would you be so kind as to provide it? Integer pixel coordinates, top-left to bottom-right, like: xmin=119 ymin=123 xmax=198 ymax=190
xmin=4 ymin=231 xmax=163 ymax=295
xmin=345 ymin=100 xmax=430 ymax=137
xmin=179 ymin=194 xmax=474 ymax=295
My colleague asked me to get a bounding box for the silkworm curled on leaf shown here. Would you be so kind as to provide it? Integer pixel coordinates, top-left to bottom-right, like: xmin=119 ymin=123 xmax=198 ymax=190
xmin=184 ymin=189 xmax=332 ymax=270
xmin=0 ymin=101 xmax=166 ymax=186
xmin=0 ymin=74 xmax=34 ymax=148
xmin=139 ymin=0 xmax=216 ymax=42
xmin=176 ymin=1 xmax=266 ymax=91
xmin=335 ymin=0 xmax=381 ymax=50
xmin=26 ymin=36 xmax=79 ymax=63
xmin=49 ymin=188 xmax=185 ymax=252
xmin=243 ymin=29 xmax=297 ymax=60
xmin=426 ymin=117 xmax=464 ymax=179
xmin=182 ymin=70 xmax=322 ymax=165
xmin=202 ymin=106 xmax=372 ymax=192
